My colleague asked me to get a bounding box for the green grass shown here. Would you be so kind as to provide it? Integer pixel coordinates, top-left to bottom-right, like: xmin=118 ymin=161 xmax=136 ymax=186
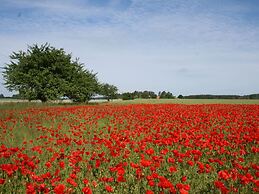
xmin=0 ymin=100 xmax=101 ymax=111
xmin=109 ymin=98 xmax=259 ymax=104
xmin=1 ymin=98 xmax=258 ymax=111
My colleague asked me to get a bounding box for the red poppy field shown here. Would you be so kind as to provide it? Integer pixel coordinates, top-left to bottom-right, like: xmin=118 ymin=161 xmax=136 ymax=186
xmin=0 ymin=104 xmax=258 ymax=193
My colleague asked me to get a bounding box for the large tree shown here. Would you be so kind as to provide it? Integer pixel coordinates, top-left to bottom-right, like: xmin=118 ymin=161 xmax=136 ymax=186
xmin=3 ymin=43 xmax=99 ymax=102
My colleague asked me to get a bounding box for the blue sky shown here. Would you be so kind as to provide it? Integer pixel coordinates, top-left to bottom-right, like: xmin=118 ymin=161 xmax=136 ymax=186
xmin=0 ymin=0 xmax=259 ymax=96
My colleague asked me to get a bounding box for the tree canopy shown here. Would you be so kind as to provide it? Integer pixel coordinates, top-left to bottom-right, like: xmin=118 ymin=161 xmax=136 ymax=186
xmin=159 ymin=91 xmax=175 ymax=99
xmin=132 ymin=91 xmax=157 ymax=99
xmin=3 ymin=43 xmax=99 ymax=102
xmin=99 ymin=83 xmax=118 ymax=101
xmin=121 ymin=92 xmax=134 ymax=100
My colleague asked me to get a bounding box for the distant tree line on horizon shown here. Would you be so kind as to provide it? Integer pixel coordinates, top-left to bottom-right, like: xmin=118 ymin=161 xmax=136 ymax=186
xmin=178 ymin=94 xmax=259 ymax=99
xmin=117 ymin=91 xmax=175 ymax=100
xmin=2 ymin=92 xmax=259 ymax=101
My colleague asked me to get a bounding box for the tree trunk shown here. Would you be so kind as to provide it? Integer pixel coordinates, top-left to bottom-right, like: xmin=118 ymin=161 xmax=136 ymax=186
xmin=40 ymin=96 xmax=48 ymax=103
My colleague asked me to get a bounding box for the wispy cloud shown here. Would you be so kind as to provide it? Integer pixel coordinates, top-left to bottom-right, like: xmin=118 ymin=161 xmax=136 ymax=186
xmin=0 ymin=0 xmax=259 ymax=96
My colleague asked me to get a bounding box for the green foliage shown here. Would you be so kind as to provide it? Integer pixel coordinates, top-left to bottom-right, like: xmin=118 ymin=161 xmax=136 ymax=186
xmin=159 ymin=91 xmax=175 ymax=99
xmin=65 ymin=66 xmax=99 ymax=102
xmin=183 ymin=94 xmax=259 ymax=99
xmin=3 ymin=43 xmax=99 ymax=102
xmin=122 ymin=92 xmax=134 ymax=100
xmin=248 ymin=94 xmax=259 ymax=99
xmin=99 ymin=83 xmax=118 ymax=101
xmin=178 ymin=94 xmax=184 ymax=99
xmin=133 ymin=91 xmax=157 ymax=99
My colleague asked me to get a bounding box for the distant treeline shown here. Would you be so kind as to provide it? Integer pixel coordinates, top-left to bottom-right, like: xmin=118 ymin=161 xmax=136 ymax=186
xmin=179 ymin=94 xmax=259 ymax=99
xmin=1 ymin=93 xmax=259 ymax=100
xmin=1 ymin=91 xmax=175 ymax=101
xmin=118 ymin=91 xmax=175 ymax=100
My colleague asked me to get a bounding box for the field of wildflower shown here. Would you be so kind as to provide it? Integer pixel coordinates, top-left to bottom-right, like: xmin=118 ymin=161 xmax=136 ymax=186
xmin=0 ymin=104 xmax=258 ymax=193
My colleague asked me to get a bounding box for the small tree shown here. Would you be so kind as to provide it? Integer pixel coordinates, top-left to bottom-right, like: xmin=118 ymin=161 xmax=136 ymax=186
xmin=148 ymin=91 xmax=157 ymax=99
xmin=121 ymin=92 xmax=134 ymax=100
xmin=159 ymin=91 xmax=167 ymax=99
xmin=165 ymin=92 xmax=175 ymax=99
xmin=178 ymin=94 xmax=184 ymax=99
xmin=159 ymin=91 xmax=175 ymax=99
xmin=3 ymin=43 xmax=99 ymax=102
xmin=133 ymin=91 xmax=141 ymax=99
xmin=99 ymin=83 xmax=118 ymax=101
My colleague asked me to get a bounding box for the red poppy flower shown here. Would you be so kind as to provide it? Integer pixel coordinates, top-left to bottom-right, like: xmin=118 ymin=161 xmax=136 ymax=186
xmin=59 ymin=161 xmax=65 ymax=169
xmin=82 ymin=186 xmax=92 ymax=194
xmin=181 ymin=176 xmax=187 ymax=182
xmin=146 ymin=190 xmax=154 ymax=194
xmin=105 ymin=185 xmax=113 ymax=192
xmin=0 ymin=178 xmax=5 ymax=184
xmin=54 ymin=184 xmax=65 ymax=194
